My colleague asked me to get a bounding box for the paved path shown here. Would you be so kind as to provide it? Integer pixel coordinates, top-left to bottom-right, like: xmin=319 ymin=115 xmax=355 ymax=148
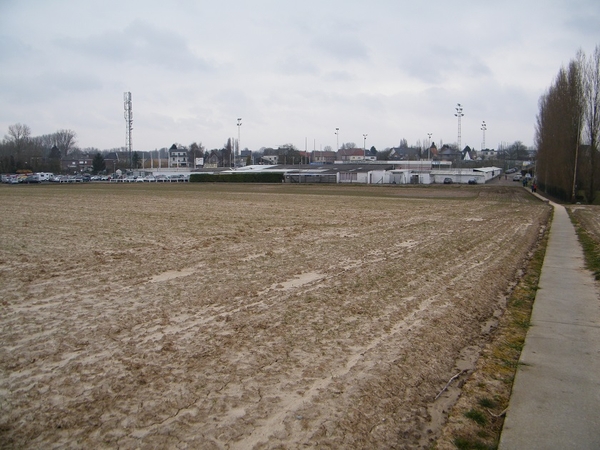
xmin=499 ymin=199 xmax=600 ymax=449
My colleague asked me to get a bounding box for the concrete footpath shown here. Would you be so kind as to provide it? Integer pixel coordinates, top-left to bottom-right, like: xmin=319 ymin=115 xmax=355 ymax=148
xmin=499 ymin=199 xmax=600 ymax=449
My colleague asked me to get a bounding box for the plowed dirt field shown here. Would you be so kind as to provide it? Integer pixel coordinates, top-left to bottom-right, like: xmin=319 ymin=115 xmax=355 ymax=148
xmin=0 ymin=183 xmax=551 ymax=449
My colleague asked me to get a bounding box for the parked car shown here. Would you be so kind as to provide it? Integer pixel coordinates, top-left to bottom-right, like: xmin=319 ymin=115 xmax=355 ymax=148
xmin=513 ymin=174 xmax=523 ymax=181
xmin=468 ymin=178 xmax=477 ymax=185
xmin=24 ymin=174 xmax=41 ymax=183
xmin=443 ymin=178 xmax=453 ymax=184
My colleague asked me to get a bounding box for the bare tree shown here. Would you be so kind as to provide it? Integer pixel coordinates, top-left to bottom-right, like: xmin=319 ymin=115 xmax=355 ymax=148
xmin=224 ymin=138 xmax=233 ymax=167
xmin=5 ymin=123 xmax=31 ymax=155
xmin=535 ymin=59 xmax=584 ymax=201
xmin=580 ymin=45 xmax=600 ymax=202
xmin=52 ymin=129 xmax=77 ymax=157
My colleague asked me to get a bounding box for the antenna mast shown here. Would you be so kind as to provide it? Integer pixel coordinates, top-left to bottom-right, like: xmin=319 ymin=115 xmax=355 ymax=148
xmin=124 ymin=92 xmax=133 ymax=169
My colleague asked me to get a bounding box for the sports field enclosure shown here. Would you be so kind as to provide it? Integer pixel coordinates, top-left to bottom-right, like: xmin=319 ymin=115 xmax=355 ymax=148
xmin=0 ymin=183 xmax=551 ymax=449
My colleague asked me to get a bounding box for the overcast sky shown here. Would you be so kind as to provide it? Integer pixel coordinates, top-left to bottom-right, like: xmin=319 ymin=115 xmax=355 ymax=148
xmin=1 ymin=1 xmax=599 ymax=153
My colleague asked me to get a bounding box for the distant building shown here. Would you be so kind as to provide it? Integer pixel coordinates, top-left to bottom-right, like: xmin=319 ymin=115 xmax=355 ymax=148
xmin=61 ymin=157 xmax=93 ymax=173
xmin=438 ymin=145 xmax=461 ymax=164
xmin=205 ymin=149 xmax=226 ymax=168
xmin=311 ymin=150 xmax=336 ymax=164
xmin=388 ymin=146 xmax=420 ymax=160
xmin=462 ymin=146 xmax=477 ymax=161
xmin=479 ymin=148 xmax=497 ymax=160
xmin=337 ymin=148 xmax=365 ymax=162
xmin=169 ymin=144 xmax=188 ymax=168
xmin=424 ymin=143 xmax=438 ymax=160
xmin=240 ymin=150 xmax=252 ymax=165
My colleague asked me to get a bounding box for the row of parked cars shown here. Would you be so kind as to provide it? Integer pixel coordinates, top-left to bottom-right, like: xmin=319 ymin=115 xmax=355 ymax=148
xmin=108 ymin=174 xmax=189 ymax=182
xmin=1 ymin=173 xmax=57 ymax=184
xmin=2 ymin=173 xmax=190 ymax=184
xmin=1 ymin=173 xmax=89 ymax=184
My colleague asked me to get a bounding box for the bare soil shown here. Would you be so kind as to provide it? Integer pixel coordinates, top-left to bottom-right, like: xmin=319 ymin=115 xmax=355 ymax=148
xmin=0 ymin=183 xmax=550 ymax=449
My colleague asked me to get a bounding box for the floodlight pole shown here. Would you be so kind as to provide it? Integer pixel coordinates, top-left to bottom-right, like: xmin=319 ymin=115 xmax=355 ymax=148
xmin=427 ymin=133 xmax=432 ymax=159
xmin=481 ymin=121 xmax=487 ymax=150
xmin=455 ymin=103 xmax=464 ymax=167
xmin=237 ymin=118 xmax=242 ymax=166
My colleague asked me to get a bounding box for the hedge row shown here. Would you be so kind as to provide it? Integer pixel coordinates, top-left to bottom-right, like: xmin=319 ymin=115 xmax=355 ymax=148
xmin=189 ymin=173 xmax=284 ymax=183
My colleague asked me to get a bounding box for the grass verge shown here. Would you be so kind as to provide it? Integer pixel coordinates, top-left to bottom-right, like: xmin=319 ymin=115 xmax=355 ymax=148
xmin=568 ymin=210 xmax=600 ymax=280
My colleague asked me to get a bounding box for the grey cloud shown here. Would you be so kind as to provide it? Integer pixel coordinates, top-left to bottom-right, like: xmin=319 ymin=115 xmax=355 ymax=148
xmin=56 ymin=20 xmax=212 ymax=72
xmin=402 ymin=45 xmax=492 ymax=84
xmin=0 ymin=71 xmax=102 ymax=104
xmin=322 ymin=70 xmax=355 ymax=82
xmin=310 ymin=33 xmax=370 ymax=62
xmin=0 ymin=35 xmax=35 ymax=62
xmin=276 ymin=48 xmax=320 ymax=76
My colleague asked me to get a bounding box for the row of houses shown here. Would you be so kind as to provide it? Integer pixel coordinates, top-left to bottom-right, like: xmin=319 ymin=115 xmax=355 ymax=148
xmin=58 ymin=141 xmax=524 ymax=174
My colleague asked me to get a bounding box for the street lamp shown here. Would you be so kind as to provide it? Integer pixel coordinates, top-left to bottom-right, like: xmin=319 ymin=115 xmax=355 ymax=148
xmin=335 ymin=127 xmax=339 ymax=151
xmin=481 ymin=121 xmax=487 ymax=150
xmin=363 ymin=134 xmax=368 ymax=160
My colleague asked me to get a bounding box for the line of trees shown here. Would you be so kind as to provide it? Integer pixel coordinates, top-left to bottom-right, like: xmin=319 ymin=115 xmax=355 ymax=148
xmin=0 ymin=124 xmax=77 ymax=173
xmin=536 ymin=45 xmax=600 ymax=203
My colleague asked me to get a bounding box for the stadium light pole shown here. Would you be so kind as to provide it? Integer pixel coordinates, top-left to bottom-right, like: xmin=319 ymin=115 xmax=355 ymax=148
xmin=335 ymin=127 xmax=339 ymax=152
xmin=455 ymin=103 xmax=464 ymax=168
xmin=427 ymin=133 xmax=432 ymax=159
xmin=237 ymin=118 xmax=242 ymax=166
xmin=363 ymin=134 xmax=368 ymax=160
xmin=481 ymin=120 xmax=487 ymax=150
xmin=455 ymin=103 xmax=464 ymax=151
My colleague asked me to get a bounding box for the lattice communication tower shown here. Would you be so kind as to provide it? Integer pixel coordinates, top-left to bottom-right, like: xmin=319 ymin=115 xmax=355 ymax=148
xmin=124 ymin=92 xmax=133 ymax=169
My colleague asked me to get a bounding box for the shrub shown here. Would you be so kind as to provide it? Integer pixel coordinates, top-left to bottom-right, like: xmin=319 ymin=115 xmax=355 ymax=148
xmin=189 ymin=173 xmax=284 ymax=183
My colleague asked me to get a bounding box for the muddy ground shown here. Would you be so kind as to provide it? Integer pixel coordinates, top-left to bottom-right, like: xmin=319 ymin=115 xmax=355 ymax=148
xmin=0 ymin=183 xmax=550 ymax=449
